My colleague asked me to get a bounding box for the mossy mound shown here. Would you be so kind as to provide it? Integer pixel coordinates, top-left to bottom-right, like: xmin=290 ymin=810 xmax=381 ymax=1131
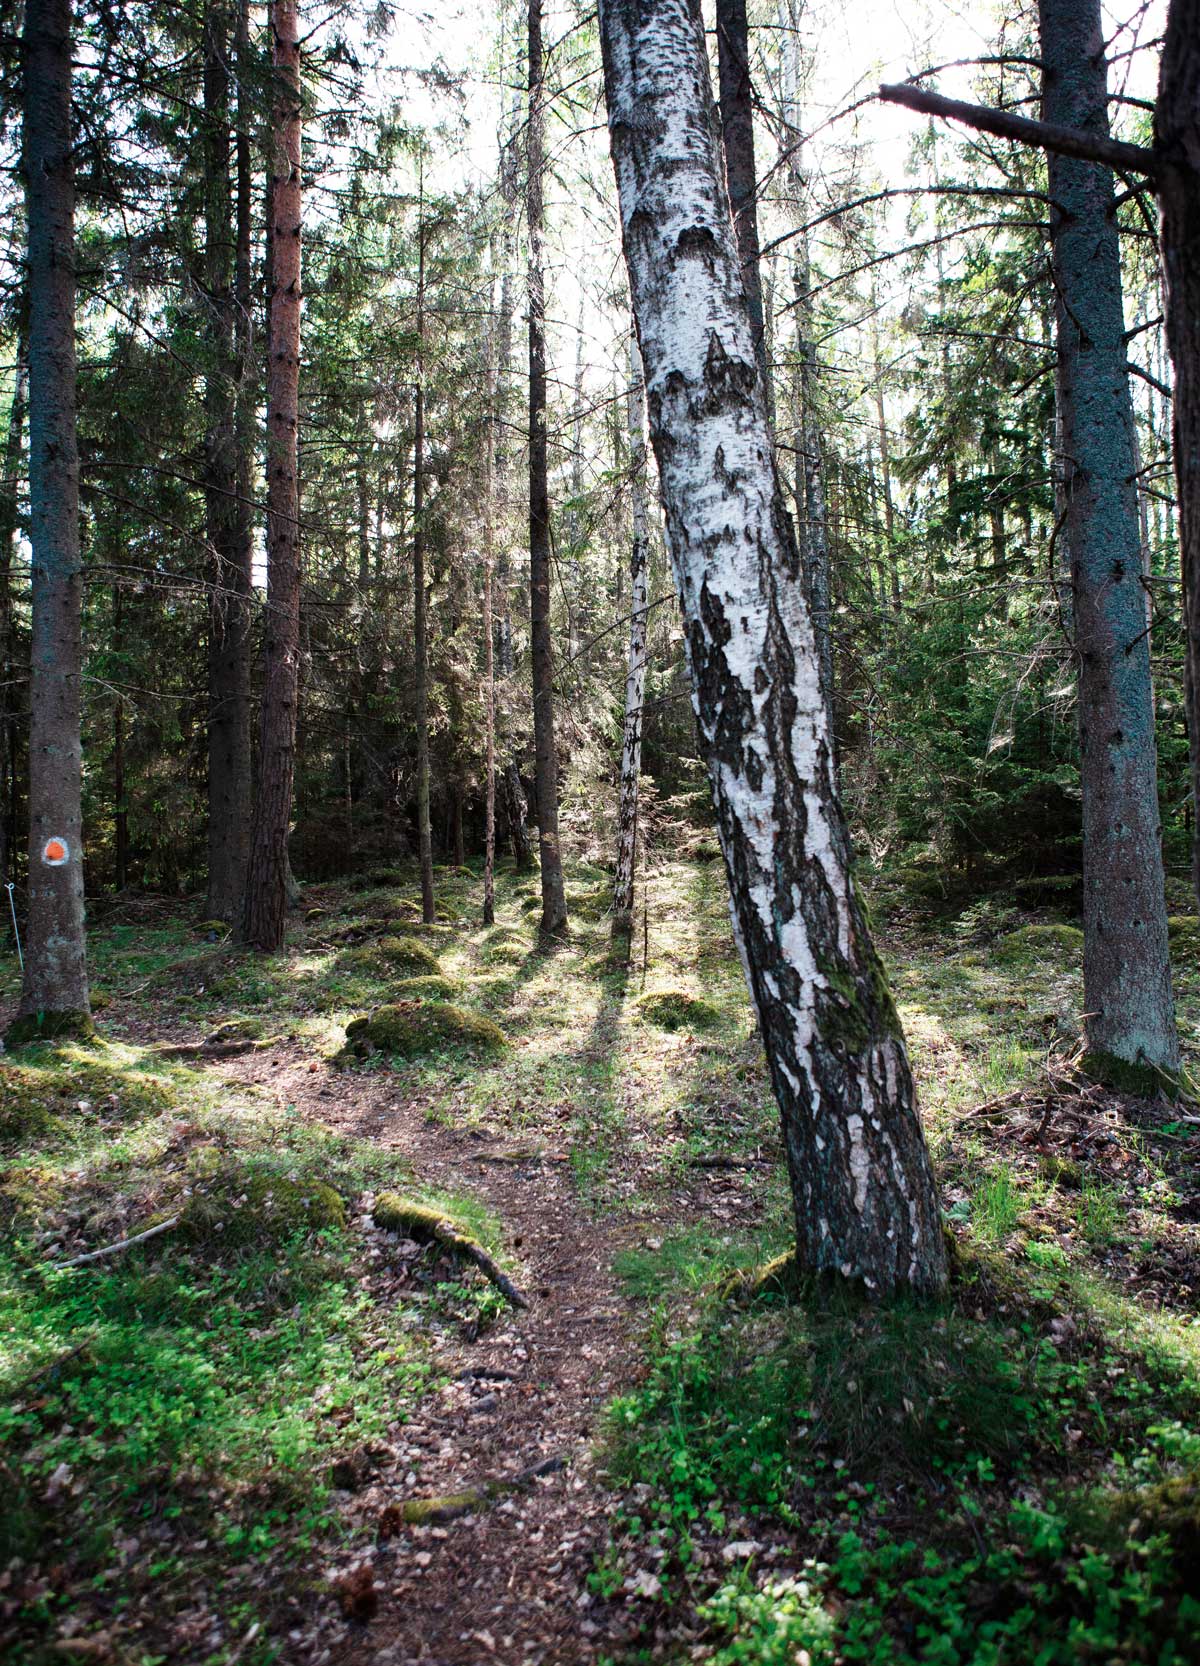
xmin=567 ymin=885 xmax=613 ymax=922
xmin=373 ymin=1194 xmax=456 ymax=1238
xmin=206 ymin=1016 xmax=265 ymax=1043
xmin=1085 ymin=1471 xmax=1200 ymax=1586
xmin=305 ymin=906 xmax=328 ymax=922
xmin=340 ymin=1001 xmax=507 ymax=1062
xmin=174 ymin=1169 xmax=346 ymax=1249
xmin=1011 ymin=874 xmax=1083 ymax=915
xmin=392 ymin=975 xmax=462 ymax=1002
xmin=4 ymin=1009 xmax=96 ymax=1051
xmin=519 ymin=895 xmax=542 ymax=915
xmin=993 ymin=923 xmax=1084 ymax=966
xmin=1168 ymin=916 xmax=1200 ymax=960
xmin=480 ymin=938 xmax=527 ymax=968
xmin=0 ymin=1055 xmax=176 ymax=1146
xmin=343 ymin=935 xmax=441 ymax=977
xmin=634 ymin=989 xmax=722 ymax=1033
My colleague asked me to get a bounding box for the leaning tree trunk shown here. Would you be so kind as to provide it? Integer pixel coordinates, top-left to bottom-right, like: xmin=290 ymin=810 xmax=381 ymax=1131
xmin=612 ymin=326 xmax=651 ymax=949
xmin=204 ymin=0 xmax=252 ymax=922
xmin=1040 ymin=0 xmax=1178 ymax=1088
xmin=598 ymin=0 xmax=945 ymax=1293
xmin=9 ymin=0 xmax=91 ymax=1044
xmin=242 ymin=0 xmax=302 ymax=952
xmin=527 ymin=0 xmax=568 ymax=936
xmin=1155 ymin=0 xmax=1200 ymax=910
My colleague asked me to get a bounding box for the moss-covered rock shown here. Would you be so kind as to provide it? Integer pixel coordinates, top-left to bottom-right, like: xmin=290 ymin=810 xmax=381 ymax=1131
xmin=305 ymin=906 xmax=328 ymax=922
xmin=4 ymin=1009 xmax=96 ymax=1051
xmin=340 ymin=1001 xmax=507 ymax=1062
xmin=634 ymin=989 xmax=721 ymax=1032
xmin=373 ymin=1194 xmax=455 ymax=1239
xmin=399 ymin=1492 xmax=483 ymax=1524
xmin=175 ymin=1169 xmax=346 ymax=1249
xmin=206 ymin=1016 xmax=265 ymax=1043
xmin=993 ymin=923 xmax=1084 ymax=966
xmin=392 ymin=975 xmax=461 ymax=1002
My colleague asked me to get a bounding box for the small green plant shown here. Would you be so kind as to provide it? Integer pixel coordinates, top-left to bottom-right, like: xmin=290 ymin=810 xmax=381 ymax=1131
xmin=1078 ymin=1177 xmax=1122 ymax=1247
xmin=972 ymin=1164 xmax=1022 ymax=1241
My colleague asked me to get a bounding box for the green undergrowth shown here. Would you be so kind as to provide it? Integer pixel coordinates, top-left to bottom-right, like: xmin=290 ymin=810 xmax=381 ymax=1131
xmin=0 ymin=1026 xmax=499 ymax=1663
xmin=600 ymin=1235 xmax=1200 ymax=1664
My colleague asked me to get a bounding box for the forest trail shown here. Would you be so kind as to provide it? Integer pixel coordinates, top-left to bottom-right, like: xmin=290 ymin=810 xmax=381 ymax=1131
xmin=202 ymin=1035 xmax=695 ymax=1666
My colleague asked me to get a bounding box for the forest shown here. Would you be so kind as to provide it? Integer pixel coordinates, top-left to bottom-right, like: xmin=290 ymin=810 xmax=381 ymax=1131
xmin=2 ymin=0 xmax=1200 ymax=1659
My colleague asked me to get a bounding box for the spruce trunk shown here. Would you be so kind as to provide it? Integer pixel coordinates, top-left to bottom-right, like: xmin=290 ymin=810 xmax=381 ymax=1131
xmin=598 ymin=0 xmax=945 ymax=1292
xmin=1040 ymin=0 xmax=1179 ymax=1087
xmin=12 ymin=0 xmax=90 ymax=1042
xmin=527 ymin=0 xmax=568 ymax=937
xmin=1155 ymin=0 xmax=1200 ymax=910
xmin=204 ymin=0 xmax=252 ymax=922
xmin=242 ymin=0 xmax=302 ymax=952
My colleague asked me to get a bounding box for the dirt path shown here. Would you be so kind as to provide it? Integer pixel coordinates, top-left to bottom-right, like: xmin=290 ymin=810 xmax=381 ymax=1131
xmin=207 ymin=1042 xmax=652 ymax=1666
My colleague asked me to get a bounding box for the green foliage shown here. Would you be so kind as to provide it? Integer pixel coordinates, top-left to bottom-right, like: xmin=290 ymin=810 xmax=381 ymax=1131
xmin=993 ymin=923 xmax=1084 ymax=966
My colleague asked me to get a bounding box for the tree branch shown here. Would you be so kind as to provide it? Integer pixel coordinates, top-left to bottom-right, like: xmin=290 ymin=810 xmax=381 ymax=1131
xmin=878 ymin=81 xmax=1158 ymax=177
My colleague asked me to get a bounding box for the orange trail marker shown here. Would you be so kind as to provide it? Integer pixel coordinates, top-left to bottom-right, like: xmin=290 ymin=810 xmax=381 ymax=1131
xmin=42 ymin=837 xmax=69 ymax=866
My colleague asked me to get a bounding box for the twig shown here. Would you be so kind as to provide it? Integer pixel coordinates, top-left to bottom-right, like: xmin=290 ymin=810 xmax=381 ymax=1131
xmin=55 ymin=1216 xmax=179 ymax=1268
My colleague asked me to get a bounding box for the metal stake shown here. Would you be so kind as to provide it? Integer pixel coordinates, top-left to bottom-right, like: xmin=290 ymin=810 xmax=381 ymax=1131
xmin=6 ymin=882 xmax=23 ymax=973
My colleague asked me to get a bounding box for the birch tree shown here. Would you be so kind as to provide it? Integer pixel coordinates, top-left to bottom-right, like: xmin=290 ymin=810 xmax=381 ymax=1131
xmin=598 ymin=0 xmax=946 ymax=1292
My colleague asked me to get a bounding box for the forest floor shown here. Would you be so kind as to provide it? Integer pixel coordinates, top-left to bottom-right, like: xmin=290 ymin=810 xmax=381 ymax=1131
xmin=3 ymin=846 xmax=1200 ymax=1665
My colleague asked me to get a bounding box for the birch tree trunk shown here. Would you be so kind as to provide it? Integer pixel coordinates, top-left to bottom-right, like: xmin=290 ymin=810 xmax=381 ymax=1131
xmin=204 ymin=0 xmax=252 ymax=922
xmin=598 ymin=0 xmax=945 ymax=1293
xmin=527 ymin=0 xmax=568 ymax=937
xmin=1155 ymin=0 xmax=1200 ymax=909
xmin=1040 ymin=0 xmax=1179 ymax=1087
xmin=242 ymin=0 xmax=302 ymax=952
xmin=10 ymin=0 xmax=91 ymax=1043
xmin=612 ymin=326 xmax=651 ymax=948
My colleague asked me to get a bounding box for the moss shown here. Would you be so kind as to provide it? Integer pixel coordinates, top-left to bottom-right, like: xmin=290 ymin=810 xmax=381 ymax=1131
xmin=400 ymin=1492 xmax=483 ymax=1524
xmin=1084 ymin=1471 xmax=1200 ymax=1584
xmin=207 ymin=1016 xmax=265 ymax=1043
xmin=89 ymin=989 xmax=112 ymax=1013
xmin=567 ymin=885 xmax=612 ymax=922
xmin=519 ymin=894 xmax=542 ymax=915
xmin=1168 ymin=916 xmax=1200 ymax=960
xmin=4 ymin=1009 xmax=96 ymax=1051
xmin=634 ymin=989 xmax=721 ymax=1033
xmin=373 ymin=1194 xmax=454 ymax=1239
xmin=0 ymin=1053 xmax=176 ymax=1146
xmin=175 ymin=1169 xmax=346 ymax=1249
xmin=305 ymin=906 xmax=328 ymax=922
xmin=340 ymin=1001 xmax=507 ymax=1062
xmin=196 ymin=918 xmax=230 ymax=935
xmin=721 ymin=1250 xmax=800 ymax=1303
xmin=1012 ymin=874 xmax=1083 ymax=914
xmin=344 ymin=935 xmax=441 ymax=977
xmin=993 ymin=923 xmax=1084 ymax=966
xmin=1081 ymin=1049 xmax=1180 ymax=1100
xmin=480 ymin=938 xmax=527 ymax=968
xmin=1037 ymin=1153 xmax=1083 ymax=1189
xmin=392 ymin=975 xmax=462 ymax=1002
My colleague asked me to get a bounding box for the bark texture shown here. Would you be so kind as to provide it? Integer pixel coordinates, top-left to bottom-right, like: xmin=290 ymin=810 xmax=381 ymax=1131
xmin=204 ymin=0 xmax=252 ymax=921
xmin=612 ymin=327 xmax=651 ymax=944
xmin=0 ymin=330 xmax=27 ymax=891
xmin=15 ymin=0 xmax=90 ymax=1031
xmin=413 ymin=195 xmax=435 ymax=925
xmin=527 ymin=0 xmax=568 ymax=936
xmin=1040 ymin=0 xmax=1178 ymax=1079
xmin=716 ymin=0 xmax=769 ymax=397
xmin=1155 ymin=0 xmax=1200 ymax=907
xmin=598 ymin=0 xmax=945 ymax=1292
xmin=242 ymin=0 xmax=302 ymax=952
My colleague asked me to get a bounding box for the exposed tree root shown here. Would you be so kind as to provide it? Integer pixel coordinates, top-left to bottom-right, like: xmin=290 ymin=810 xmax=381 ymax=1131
xmin=372 ymin=1192 xmax=530 ymax=1308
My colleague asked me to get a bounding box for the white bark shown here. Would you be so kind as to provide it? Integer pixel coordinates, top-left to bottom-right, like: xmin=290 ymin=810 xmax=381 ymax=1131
xmin=598 ymin=0 xmax=945 ymax=1291
xmin=613 ymin=326 xmax=652 ymax=938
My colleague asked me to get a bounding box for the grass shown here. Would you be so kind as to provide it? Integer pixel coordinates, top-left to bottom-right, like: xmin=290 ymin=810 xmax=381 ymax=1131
xmin=3 ymin=845 xmax=1200 ymax=1662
